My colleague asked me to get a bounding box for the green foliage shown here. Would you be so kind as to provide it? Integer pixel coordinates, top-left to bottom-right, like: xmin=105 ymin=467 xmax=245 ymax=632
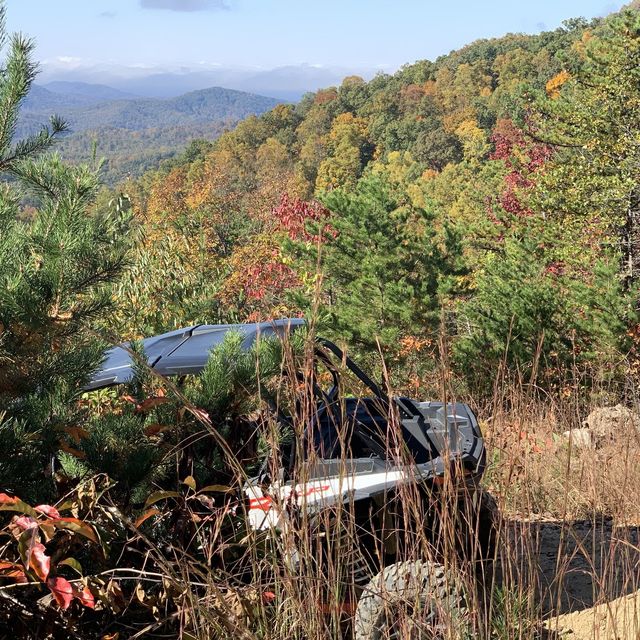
xmin=61 ymin=412 xmax=165 ymax=504
xmin=292 ymin=170 xmax=466 ymax=353
xmin=17 ymin=86 xmax=280 ymax=185
xmin=0 ymin=7 xmax=132 ymax=500
xmin=489 ymin=586 xmax=536 ymax=640
xmin=532 ymin=10 xmax=640 ymax=286
xmin=190 ymin=331 xmax=285 ymax=423
xmin=108 ymin=9 xmax=640 ymax=399
xmin=455 ymin=234 xmax=631 ymax=393
xmin=181 ymin=331 xmax=299 ymax=481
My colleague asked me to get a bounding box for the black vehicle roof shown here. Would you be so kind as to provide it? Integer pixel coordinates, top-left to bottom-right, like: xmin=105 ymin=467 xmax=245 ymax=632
xmin=86 ymin=318 xmax=305 ymax=391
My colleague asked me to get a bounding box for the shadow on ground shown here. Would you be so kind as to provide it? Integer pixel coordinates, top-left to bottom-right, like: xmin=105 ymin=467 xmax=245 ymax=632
xmin=497 ymin=517 xmax=640 ymax=616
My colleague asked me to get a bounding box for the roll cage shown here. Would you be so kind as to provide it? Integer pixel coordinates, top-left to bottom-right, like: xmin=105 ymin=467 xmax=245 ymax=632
xmin=87 ymin=320 xmax=484 ymax=481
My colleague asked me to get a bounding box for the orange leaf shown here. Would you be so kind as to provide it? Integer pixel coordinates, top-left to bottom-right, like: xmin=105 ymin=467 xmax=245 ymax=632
xmin=135 ymin=397 xmax=169 ymax=414
xmin=62 ymin=426 xmax=89 ymax=444
xmin=30 ymin=542 xmax=51 ymax=581
xmin=47 ymin=576 xmax=74 ymax=609
xmin=73 ymin=585 xmax=95 ymax=609
xmin=0 ymin=493 xmax=18 ymax=505
xmin=46 ymin=517 xmax=98 ymax=543
xmin=144 ymin=423 xmax=170 ymax=436
xmin=3 ymin=568 xmax=28 ymax=583
xmin=59 ymin=442 xmax=87 ymax=459
xmin=134 ymin=508 xmax=160 ymax=528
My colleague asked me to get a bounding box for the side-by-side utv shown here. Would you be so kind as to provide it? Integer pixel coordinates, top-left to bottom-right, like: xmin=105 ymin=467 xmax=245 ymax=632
xmin=88 ymin=319 xmax=496 ymax=639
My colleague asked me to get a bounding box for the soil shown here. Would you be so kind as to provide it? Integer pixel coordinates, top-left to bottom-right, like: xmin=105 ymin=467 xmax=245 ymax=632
xmin=498 ymin=518 xmax=640 ymax=639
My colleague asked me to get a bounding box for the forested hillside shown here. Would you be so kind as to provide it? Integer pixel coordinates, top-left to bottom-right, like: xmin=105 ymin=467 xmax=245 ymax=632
xmin=124 ymin=11 xmax=638 ymax=396
xmin=4 ymin=5 xmax=640 ymax=638
xmin=19 ymin=85 xmax=281 ymax=184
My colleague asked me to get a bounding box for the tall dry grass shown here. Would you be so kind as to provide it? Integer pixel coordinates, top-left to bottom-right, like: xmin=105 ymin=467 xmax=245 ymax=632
xmin=106 ymin=332 xmax=640 ymax=640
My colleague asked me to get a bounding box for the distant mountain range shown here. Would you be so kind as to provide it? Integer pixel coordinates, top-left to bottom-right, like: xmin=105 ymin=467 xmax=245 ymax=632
xmin=36 ymin=62 xmax=379 ymax=101
xmin=19 ymin=83 xmax=280 ymax=136
xmin=18 ymin=82 xmax=282 ymax=185
xmin=44 ymin=81 xmax=139 ymax=102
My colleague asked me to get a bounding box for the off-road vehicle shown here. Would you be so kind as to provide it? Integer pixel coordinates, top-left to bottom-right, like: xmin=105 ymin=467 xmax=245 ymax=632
xmin=88 ymin=319 xmax=496 ymax=639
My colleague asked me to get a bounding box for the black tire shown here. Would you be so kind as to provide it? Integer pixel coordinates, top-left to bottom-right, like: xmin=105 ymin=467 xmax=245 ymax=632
xmin=354 ymin=560 xmax=469 ymax=640
xmin=474 ymin=489 xmax=498 ymax=562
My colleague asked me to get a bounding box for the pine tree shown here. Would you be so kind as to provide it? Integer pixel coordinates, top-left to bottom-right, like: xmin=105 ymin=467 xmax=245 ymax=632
xmin=455 ymin=233 xmax=630 ymax=395
xmin=532 ymin=10 xmax=640 ymax=289
xmin=0 ymin=10 xmax=131 ymax=500
xmin=292 ymin=168 xmax=467 ymax=355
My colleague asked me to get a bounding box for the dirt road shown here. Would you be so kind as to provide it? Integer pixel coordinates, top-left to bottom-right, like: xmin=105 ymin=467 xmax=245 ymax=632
xmin=498 ymin=518 xmax=640 ymax=638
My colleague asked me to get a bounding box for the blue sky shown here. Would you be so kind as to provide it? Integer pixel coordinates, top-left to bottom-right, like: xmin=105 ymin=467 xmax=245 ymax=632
xmin=6 ymin=0 xmax=626 ymax=73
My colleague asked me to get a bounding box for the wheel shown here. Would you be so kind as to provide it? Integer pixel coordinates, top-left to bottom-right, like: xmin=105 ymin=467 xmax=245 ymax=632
xmin=354 ymin=560 xmax=469 ymax=640
xmin=473 ymin=489 xmax=498 ymax=561
xmin=448 ymin=487 xmax=498 ymax=564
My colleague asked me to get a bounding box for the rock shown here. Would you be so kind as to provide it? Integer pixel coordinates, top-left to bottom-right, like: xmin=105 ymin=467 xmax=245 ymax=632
xmin=562 ymin=428 xmax=593 ymax=449
xmin=582 ymin=404 xmax=640 ymax=446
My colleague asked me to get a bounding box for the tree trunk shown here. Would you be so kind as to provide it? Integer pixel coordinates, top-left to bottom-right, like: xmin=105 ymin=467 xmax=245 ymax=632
xmin=623 ymin=186 xmax=640 ymax=295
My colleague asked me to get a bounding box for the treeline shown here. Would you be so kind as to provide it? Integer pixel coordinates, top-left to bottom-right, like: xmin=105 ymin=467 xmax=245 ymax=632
xmin=18 ymin=85 xmax=281 ymax=184
xmin=118 ymin=11 xmax=639 ymax=398
xmin=56 ymin=121 xmax=233 ymax=185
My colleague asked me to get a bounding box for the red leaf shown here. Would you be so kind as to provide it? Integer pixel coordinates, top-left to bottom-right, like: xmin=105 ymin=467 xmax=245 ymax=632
xmin=30 ymin=542 xmax=51 ymax=581
xmin=0 ymin=493 xmax=18 ymax=505
xmin=73 ymin=585 xmax=95 ymax=609
xmin=35 ymin=504 xmax=61 ymax=519
xmin=47 ymin=576 xmax=74 ymax=609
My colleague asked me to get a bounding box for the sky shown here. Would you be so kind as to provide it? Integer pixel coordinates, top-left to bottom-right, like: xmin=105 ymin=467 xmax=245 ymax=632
xmin=5 ymin=0 xmax=627 ymax=76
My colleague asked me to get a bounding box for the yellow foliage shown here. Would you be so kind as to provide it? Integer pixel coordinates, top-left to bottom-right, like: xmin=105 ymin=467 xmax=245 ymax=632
xmin=341 ymin=75 xmax=365 ymax=88
xmin=545 ymin=70 xmax=571 ymax=99
xmin=455 ymin=119 xmax=490 ymax=161
xmin=423 ymin=80 xmax=437 ymax=97
xmin=328 ymin=112 xmax=368 ymax=143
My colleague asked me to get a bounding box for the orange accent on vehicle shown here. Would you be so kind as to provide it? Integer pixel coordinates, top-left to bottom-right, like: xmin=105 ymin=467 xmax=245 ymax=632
xmin=249 ymin=497 xmax=273 ymax=512
xmin=318 ymin=600 xmax=357 ymax=615
xmin=304 ymin=485 xmax=330 ymax=496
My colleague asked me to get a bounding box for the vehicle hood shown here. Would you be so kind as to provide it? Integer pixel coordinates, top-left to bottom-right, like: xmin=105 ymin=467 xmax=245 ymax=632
xmin=86 ymin=318 xmax=305 ymax=391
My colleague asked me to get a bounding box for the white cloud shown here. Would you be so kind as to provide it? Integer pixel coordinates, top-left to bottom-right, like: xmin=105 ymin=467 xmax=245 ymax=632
xmin=139 ymin=0 xmax=229 ymax=11
xmin=52 ymin=56 xmax=86 ymax=68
